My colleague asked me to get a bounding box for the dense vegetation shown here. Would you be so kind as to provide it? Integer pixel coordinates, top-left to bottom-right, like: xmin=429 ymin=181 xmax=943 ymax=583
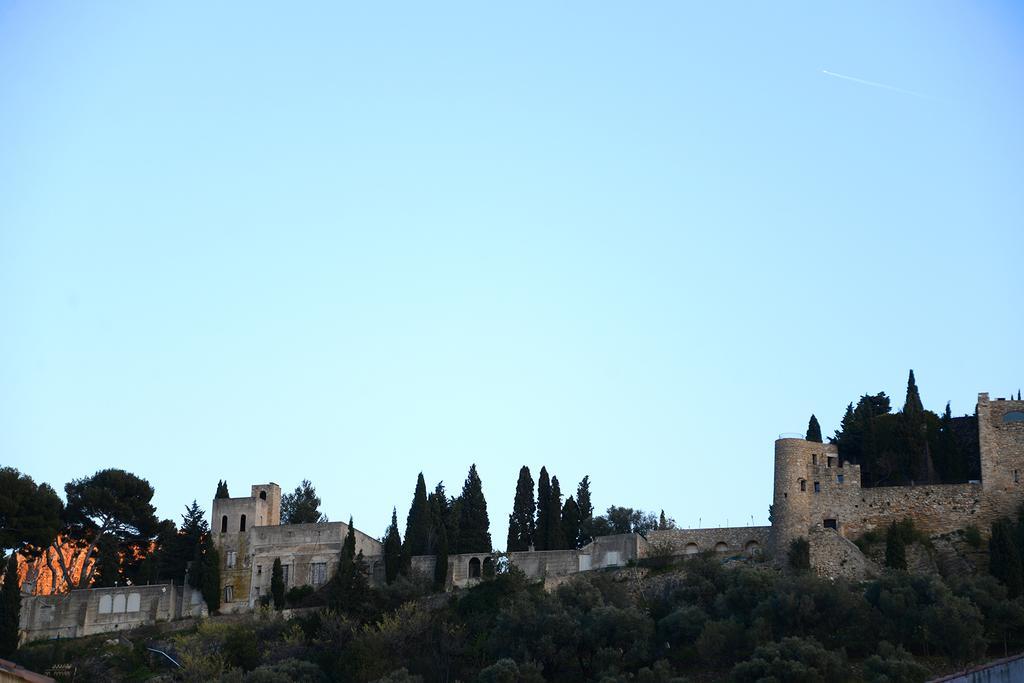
xmin=13 ymin=553 xmax=1024 ymax=682
xmin=825 ymin=370 xmax=981 ymax=487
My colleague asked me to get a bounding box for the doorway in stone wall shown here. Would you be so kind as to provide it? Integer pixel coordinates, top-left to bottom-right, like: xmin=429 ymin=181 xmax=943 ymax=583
xmin=823 ymin=518 xmax=837 ymax=530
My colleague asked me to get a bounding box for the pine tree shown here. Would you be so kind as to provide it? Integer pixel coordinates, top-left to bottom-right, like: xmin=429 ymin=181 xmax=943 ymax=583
xmin=456 ymin=465 xmax=491 ymax=553
xmin=215 ymin=480 xmax=230 ymax=499
xmin=271 ymin=558 xmax=285 ymax=609
xmin=507 ymin=466 xmax=536 ymax=552
xmin=806 ymin=414 xmax=822 ymax=443
xmin=93 ymin=534 xmax=122 ymax=587
xmin=403 ymin=474 xmax=431 ymax=560
xmin=549 ymin=476 xmax=565 ymax=550
xmin=280 ymin=480 xmax=327 ymax=524
xmin=885 ymin=521 xmax=907 ymax=570
xmin=536 ymin=467 xmax=552 ymax=551
xmin=561 ymin=497 xmax=581 ymax=550
xmin=576 ymin=476 xmax=594 ymax=547
xmin=0 ymin=554 xmax=20 ymax=657
xmin=990 ymin=519 xmax=1024 ymax=598
xmin=383 ymin=508 xmax=402 ymax=584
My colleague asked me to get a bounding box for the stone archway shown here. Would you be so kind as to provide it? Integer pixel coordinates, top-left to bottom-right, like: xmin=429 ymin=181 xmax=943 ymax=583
xmin=684 ymin=543 xmax=699 ymax=555
xmin=468 ymin=557 xmax=481 ymax=579
xmin=714 ymin=542 xmax=729 ymax=553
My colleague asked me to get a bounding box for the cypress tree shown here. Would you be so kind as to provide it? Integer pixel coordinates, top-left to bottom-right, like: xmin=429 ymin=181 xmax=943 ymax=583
xmin=904 ymin=370 xmax=923 ymax=415
xmin=342 ymin=516 xmax=356 ymax=564
xmin=215 ymin=480 xmax=230 ymax=499
xmin=549 ymin=476 xmax=565 ymax=550
xmin=561 ymin=497 xmax=581 ymax=550
xmin=433 ymin=521 xmax=449 ymax=591
xmin=383 ymin=508 xmax=402 ymax=584
xmin=0 ymin=554 xmax=20 ymax=657
xmin=536 ymin=467 xmax=552 ymax=551
xmin=93 ymin=534 xmax=122 ymax=587
xmin=885 ymin=521 xmax=907 ymax=570
xmin=270 ymin=558 xmax=285 ymax=609
xmin=990 ymin=519 xmax=1024 ymax=598
xmin=806 ymin=414 xmax=822 ymax=443
xmin=198 ymin=534 xmax=221 ymax=612
xmin=456 ymin=464 xmax=491 ymax=553
xmin=507 ymin=466 xmax=536 ymax=552
xmin=403 ymin=474 xmax=431 ymax=559
xmin=576 ymin=476 xmax=594 ymax=546
xmin=658 ymin=510 xmax=668 ymax=530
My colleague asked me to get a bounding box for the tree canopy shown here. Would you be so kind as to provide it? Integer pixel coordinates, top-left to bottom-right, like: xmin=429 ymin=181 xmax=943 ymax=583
xmin=456 ymin=465 xmax=491 ymax=553
xmin=0 ymin=467 xmax=62 ymax=554
xmin=507 ymin=466 xmax=536 ymax=552
xmin=280 ymin=479 xmax=327 ymax=524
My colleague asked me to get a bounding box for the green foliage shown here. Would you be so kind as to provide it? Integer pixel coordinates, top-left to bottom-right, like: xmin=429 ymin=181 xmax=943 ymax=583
xmin=535 ymin=467 xmax=552 ymax=551
xmin=456 ymin=464 xmax=491 ymax=553
xmin=215 ymin=479 xmax=230 ymax=499
xmin=384 ymin=507 xmax=402 ymax=584
xmin=788 ymin=537 xmax=810 ymax=573
xmin=561 ymin=497 xmax=581 ymax=552
xmin=592 ymin=506 xmax=659 ymax=538
xmin=0 ymin=553 xmax=20 ymax=657
xmin=576 ymin=476 xmax=594 ymax=547
xmin=403 ymin=473 xmax=431 ymax=562
xmin=246 ymin=657 xmax=327 ymax=682
xmin=286 ymin=584 xmax=314 ymax=605
xmin=964 ymin=525 xmax=982 ymax=548
xmin=63 ymin=468 xmax=160 ymax=588
xmin=989 ymin=518 xmax=1024 ymax=597
xmin=271 ymin=558 xmax=285 ymax=610
xmin=280 ymin=479 xmax=327 ymax=524
xmin=433 ymin=522 xmax=449 ymax=591
xmin=198 ymin=532 xmax=221 ymax=611
xmin=731 ymin=637 xmax=847 ymax=682
xmin=548 ymin=476 xmax=565 ymax=550
xmin=885 ymin=521 xmax=908 ymax=570
xmin=507 ymin=466 xmax=536 ymax=552
xmin=862 ymin=642 xmax=928 ymax=683
xmin=0 ymin=467 xmax=62 ymax=553
xmin=224 ymin=625 xmax=260 ymax=671
xmin=806 ymin=414 xmax=823 ymax=443
xmin=92 ymin=533 xmax=122 ymax=587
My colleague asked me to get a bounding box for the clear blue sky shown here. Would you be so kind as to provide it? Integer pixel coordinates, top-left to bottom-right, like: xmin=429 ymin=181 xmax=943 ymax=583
xmin=2 ymin=2 xmax=1022 ymax=545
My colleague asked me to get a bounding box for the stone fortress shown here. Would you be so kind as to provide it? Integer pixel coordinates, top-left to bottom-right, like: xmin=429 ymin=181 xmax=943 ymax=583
xmin=210 ymin=392 xmax=1024 ymax=611
xmin=19 ymin=391 xmax=1024 ymax=638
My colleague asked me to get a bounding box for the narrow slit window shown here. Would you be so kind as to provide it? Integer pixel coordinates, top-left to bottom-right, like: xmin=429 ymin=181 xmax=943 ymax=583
xmin=239 ymin=514 xmax=247 ymax=532
xmin=814 ymin=481 xmax=820 ymax=493
xmin=221 ymin=515 xmax=228 ymax=533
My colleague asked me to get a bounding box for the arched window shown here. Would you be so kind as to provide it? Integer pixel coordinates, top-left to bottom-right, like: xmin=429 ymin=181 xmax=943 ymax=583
xmin=468 ymin=557 xmax=481 ymax=578
xmin=221 ymin=515 xmax=228 ymax=533
xmin=684 ymin=543 xmax=699 ymax=555
xmin=240 ymin=514 xmax=247 ymax=532
xmin=1003 ymin=411 xmax=1024 ymax=424
xmin=482 ymin=557 xmax=495 ymax=578
xmin=98 ymin=594 xmax=113 ymax=614
xmin=745 ymin=540 xmax=761 ymax=555
xmin=126 ymin=593 xmax=141 ymax=612
xmin=112 ymin=593 xmax=127 ymax=613
xmin=259 ymin=490 xmax=267 ymax=500
xmin=714 ymin=542 xmax=729 ymax=553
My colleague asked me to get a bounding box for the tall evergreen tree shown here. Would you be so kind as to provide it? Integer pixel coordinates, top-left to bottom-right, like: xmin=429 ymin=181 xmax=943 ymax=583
xmin=342 ymin=516 xmax=357 ymax=564
xmin=903 ymin=369 xmax=924 ymax=415
xmin=0 ymin=553 xmax=19 ymax=657
xmin=403 ymin=474 xmax=431 ymax=559
xmin=215 ymin=480 xmax=230 ymax=499
xmin=576 ymin=476 xmax=594 ymax=546
xmin=990 ymin=519 xmax=1024 ymax=598
xmin=93 ymin=534 xmax=122 ymax=587
xmin=456 ymin=465 xmax=491 ymax=553
xmin=433 ymin=520 xmax=449 ymax=591
xmin=536 ymin=467 xmax=552 ymax=551
xmin=507 ymin=466 xmax=536 ymax=552
xmin=549 ymin=476 xmax=566 ymax=550
xmin=901 ymin=370 xmax=932 ymax=482
xmin=383 ymin=508 xmax=402 ymax=584
xmin=806 ymin=414 xmax=822 ymax=443
xmin=427 ymin=482 xmax=454 ymax=554
xmin=329 ymin=517 xmax=369 ymax=614
xmin=561 ymin=497 xmax=581 ymax=550
xmin=270 ymin=558 xmax=285 ymax=609
xmin=197 ymin=533 xmax=221 ymax=612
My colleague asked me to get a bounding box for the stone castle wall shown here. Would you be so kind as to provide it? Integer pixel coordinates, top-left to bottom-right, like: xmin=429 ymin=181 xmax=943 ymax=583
xmin=645 ymin=526 xmax=770 ymax=557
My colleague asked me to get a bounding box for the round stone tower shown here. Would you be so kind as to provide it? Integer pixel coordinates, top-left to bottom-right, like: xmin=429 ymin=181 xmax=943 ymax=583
xmin=770 ymin=438 xmax=815 ymax=560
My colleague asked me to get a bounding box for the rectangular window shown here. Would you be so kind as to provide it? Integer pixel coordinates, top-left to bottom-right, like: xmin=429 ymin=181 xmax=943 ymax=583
xmin=799 ymin=480 xmax=806 ymax=492
xmin=837 ymin=474 xmax=844 ymax=484
xmin=256 ymin=564 xmax=262 ymax=576
xmin=827 ymin=456 xmax=836 ymax=468
xmin=1016 ymin=470 xmax=1020 ymax=484
xmin=812 ymin=454 xmax=817 ymax=465
xmin=282 ymin=564 xmax=290 ymax=586
xmin=226 ymin=551 xmax=237 ymax=569
xmin=224 ymin=585 xmax=234 ymax=603
xmin=310 ymin=562 xmax=327 ymax=586
xmin=814 ymin=481 xmax=820 ymax=493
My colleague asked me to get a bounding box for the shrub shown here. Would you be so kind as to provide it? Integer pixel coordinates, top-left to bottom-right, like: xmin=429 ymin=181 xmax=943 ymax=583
xmin=286 ymin=585 xmax=315 ymax=606
xmin=788 ymin=538 xmax=810 ymax=573
xmin=862 ymin=642 xmax=927 ymax=683
xmin=731 ymin=637 xmax=847 ymax=682
xmin=964 ymin=525 xmax=982 ymax=548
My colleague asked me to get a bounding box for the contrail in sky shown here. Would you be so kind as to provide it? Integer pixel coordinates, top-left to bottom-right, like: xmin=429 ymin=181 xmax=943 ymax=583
xmin=821 ymin=69 xmax=933 ymax=100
